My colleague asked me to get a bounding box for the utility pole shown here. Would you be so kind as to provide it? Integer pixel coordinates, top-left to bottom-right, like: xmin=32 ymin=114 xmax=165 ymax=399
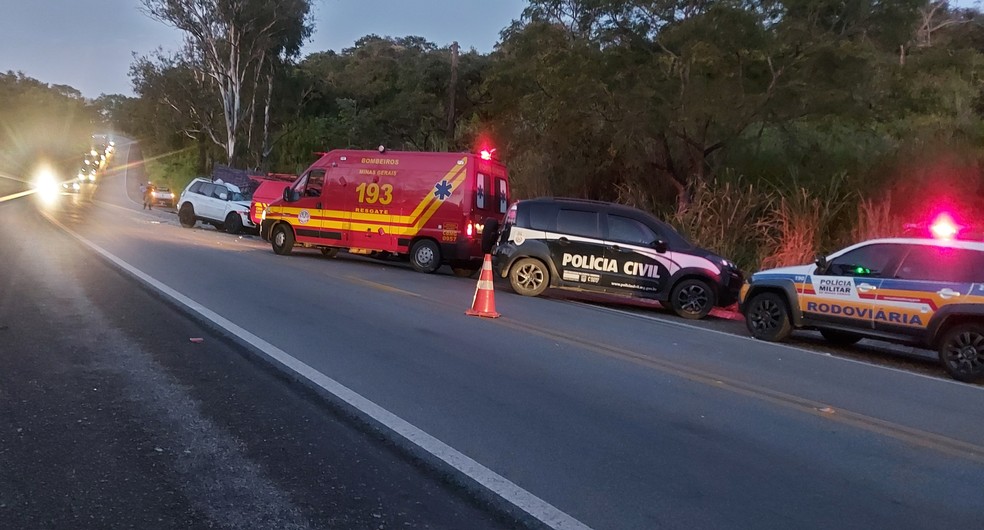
xmin=447 ymin=41 xmax=460 ymax=143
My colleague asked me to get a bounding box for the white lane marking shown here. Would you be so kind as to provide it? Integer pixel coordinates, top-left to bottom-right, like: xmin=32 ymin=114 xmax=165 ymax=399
xmin=42 ymin=211 xmax=592 ymax=530
xmin=573 ymin=301 xmax=981 ymax=390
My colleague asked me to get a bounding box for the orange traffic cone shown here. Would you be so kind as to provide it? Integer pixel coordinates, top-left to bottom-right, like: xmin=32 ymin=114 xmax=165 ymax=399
xmin=466 ymin=254 xmax=500 ymax=318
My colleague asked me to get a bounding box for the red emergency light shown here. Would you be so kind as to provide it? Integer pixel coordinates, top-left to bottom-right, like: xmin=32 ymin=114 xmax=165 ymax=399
xmin=480 ymin=148 xmax=496 ymax=161
xmin=930 ymin=213 xmax=960 ymax=240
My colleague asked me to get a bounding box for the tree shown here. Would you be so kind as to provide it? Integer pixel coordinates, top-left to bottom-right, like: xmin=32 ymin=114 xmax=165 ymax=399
xmin=140 ymin=0 xmax=312 ymax=165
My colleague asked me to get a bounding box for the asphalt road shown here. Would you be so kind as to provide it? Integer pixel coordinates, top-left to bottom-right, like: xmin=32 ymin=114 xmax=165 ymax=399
xmin=0 ymin=161 xmax=515 ymax=529
xmin=5 ymin=142 xmax=984 ymax=530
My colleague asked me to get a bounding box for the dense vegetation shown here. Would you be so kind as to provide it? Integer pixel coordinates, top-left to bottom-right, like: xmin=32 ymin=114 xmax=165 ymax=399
xmin=101 ymin=2 xmax=984 ymax=269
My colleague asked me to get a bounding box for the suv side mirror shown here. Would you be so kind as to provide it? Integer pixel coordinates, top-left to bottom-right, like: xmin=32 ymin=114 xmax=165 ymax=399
xmin=814 ymin=255 xmax=828 ymax=273
xmin=651 ymin=239 xmax=668 ymax=253
xmin=218 ymin=192 xmax=228 ymax=201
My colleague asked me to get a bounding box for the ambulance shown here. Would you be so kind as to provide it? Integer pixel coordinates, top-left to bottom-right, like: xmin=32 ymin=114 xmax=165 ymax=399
xmin=260 ymin=148 xmax=510 ymax=276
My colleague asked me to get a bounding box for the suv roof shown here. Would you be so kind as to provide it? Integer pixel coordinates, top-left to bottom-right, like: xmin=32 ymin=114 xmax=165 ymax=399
xmin=833 ymin=237 xmax=984 ymax=254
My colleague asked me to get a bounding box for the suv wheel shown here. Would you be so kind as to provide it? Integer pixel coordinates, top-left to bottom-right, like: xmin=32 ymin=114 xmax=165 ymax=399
xmin=271 ymin=224 xmax=294 ymax=256
xmin=509 ymin=258 xmax=548 ymax=297
xmin=745 ymin=292 xmax=792 ymax=342
xmin=410 ymin=239 xmax=441 ymax=273
xmin=939 ymin=324 xmax=984 ymax=383
xmin=178 ymin=204 xmax=196 ymax=228
xmin=670 ymin=279 xmax=715 ymax=320
xmin=819 ymin=329 xmax=863 ymax=346
xmin=224 ymin=213 xmax=243 ymax=234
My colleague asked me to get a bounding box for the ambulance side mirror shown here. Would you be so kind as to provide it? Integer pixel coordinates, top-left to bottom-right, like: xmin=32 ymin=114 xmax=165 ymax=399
xmin=282 ymin=186 xmax=292 ymax=203
xmin=651 ymin=239 xmax=668 ymax=253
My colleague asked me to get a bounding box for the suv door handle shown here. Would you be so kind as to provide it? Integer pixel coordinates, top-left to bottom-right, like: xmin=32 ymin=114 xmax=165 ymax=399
xmin=938 ymin=288 xmax=961 ymax=299
xmin=857 ymin=283 xmax=877 ymax=292
xmin=558 ymin=237 xmax=570 ymax=246
xmin=608 ymin=245 xmax=626 ymax=252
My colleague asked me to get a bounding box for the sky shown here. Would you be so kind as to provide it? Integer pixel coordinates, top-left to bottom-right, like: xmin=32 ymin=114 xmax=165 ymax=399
xmin=0 ymin=0 xmax=528 ymax=98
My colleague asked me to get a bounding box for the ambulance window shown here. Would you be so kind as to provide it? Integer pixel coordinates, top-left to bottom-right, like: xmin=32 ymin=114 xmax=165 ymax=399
xmin=557 ymin=209 xmax=601 ymax=238
xmin=896 ymin=246 xmax=983 ymax=283
xmin=496 ymin=178 xmax=508 ymax=214
xmin=476 ymin=173 xmax=488 ymax=210
xmin=302 ymin=170 xmax=325 ymax=197
xmin=608 ymin=215 xmax=657 ymax=245
xmin=826 ymin=243 xmax=904 ymax=277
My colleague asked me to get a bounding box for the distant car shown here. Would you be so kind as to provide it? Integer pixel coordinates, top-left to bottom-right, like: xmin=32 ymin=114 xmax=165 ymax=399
xmin=61 ymin=180 xmax=81 ymax=194
xmin=740 ymin=237 xmax=984 ymax=383
xmin=177 ymin=178 xmax=255 ymax=234
xmin=151 ymin=186 xmax=176 ymax=208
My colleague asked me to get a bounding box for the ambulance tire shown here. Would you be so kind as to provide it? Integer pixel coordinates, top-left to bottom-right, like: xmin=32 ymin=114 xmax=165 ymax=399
xmin=819 ymin=329 xmax=863 ymax=346
xmin=669 ymin=278 xmax=715 ymax=320
xmin=178 ymin=204 xmax=196 ymax=228
xmin=224 ymin=213 xmax=243 ymax=234
xmin=939 ymin=324 xmax=984 ymax=383
xmin=509 ymin=258 xmax=549 ymax=297
xmin=321 ymin=247 xmax=339 ymax=258
xmin=272 ymin=224 xmax=295 ymax=256
xmin=410 ymin=239 xmax=441 ymax=273
xmin=481 ymin=218 xmax=499 ymax=254
xmin=744 ymin=292 xmax=792 ymax=342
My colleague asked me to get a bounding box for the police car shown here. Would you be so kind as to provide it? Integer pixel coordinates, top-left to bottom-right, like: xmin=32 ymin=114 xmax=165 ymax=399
xmin=740 ymin=237 xmax=984 ymax=383
xmin=490 ymin=198 xmax=743 ymax=319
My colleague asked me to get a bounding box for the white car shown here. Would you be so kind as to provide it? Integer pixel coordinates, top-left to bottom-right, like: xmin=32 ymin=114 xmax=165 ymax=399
xmin=177 ymin=178 xmax=255 ymax=234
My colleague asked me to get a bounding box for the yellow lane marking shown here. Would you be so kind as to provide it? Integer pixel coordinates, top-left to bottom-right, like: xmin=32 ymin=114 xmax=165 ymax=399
xmin=345 ymin=276 xmax=420 ymax=297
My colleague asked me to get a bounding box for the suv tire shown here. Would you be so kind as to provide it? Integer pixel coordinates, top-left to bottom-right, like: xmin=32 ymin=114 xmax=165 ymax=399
xmin=271 ymin=224 xmax=294 ymax=255
xmin=670 ymin=279 xmax=715 ymax=320
xmin=178 ymin=204 xmax=196 ymax=228
xmin=224 ymin=212 xmax=243 ymax=234
xmin=410 ymin=239 xmax=441 ymax=273
xmin=819 ymin=329 xmax=863 ymax=346
xmin=939 ymin=324 xmax=984 ymax=383
xmin=509 ymin=258 xmax=549 ymax=297
xmin=745 ymin=292 xmax=793 ymax=342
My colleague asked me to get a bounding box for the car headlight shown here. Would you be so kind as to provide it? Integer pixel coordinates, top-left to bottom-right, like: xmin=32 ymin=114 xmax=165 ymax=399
xmin=73 ymin=182 xmax=80 ymax=190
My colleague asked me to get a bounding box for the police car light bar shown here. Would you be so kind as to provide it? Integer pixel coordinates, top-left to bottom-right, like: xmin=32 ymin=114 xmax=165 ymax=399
xmin=930 ymin=213 xmax=959 ymax=240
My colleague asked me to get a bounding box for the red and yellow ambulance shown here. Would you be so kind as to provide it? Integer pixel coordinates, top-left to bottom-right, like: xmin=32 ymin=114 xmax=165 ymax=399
xmin=260 ymin=148 xmax=510 ymax=275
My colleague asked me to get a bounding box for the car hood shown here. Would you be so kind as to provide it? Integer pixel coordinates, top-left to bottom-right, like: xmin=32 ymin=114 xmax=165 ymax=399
xmin=752 ymin=264 xmax=814 ymax=278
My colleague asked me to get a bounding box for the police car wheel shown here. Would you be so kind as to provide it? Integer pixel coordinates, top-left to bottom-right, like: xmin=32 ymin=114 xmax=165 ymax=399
xmin=272 ymin=224 xmax=294 ymax=256
xmin=178 ymin=204 xmax=196 ymax=228
xmin=224 ymin=213 xmax=243 ymax=234
xmin=509 ymin=258 xmax=548 ymax=297
xmin=819 ymin=329 xmax=862 ymax=346
xmin=939 ymin=324 xmax=984 ymax=383
xmin=410 ymin=239 xmax=441 ymax=273
xmin=744 ymin=292 xmax=792 ymax=342
xmin=670 ymin=279 xmax=715 ymax=320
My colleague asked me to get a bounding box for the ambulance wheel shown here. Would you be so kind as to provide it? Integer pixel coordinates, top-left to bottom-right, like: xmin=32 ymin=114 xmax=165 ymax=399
xmin=321 ymin=247 xmax=339 ymax=258
xmin=745 ymin=292 xmax=792 ymax=342
xmin=452 ymin=267 xmax=478 ymax=278
xmin=670 ymin=279 xmax=715 ymax=320
xmin=509 ymin=258 xmax=548 ymax=297
xmin=819 ymin=329 xmax=862 ymax=346
xmin=178 ymin=204 xmax=196 ymax=228
xmin=410 ymin=239 xmax=441 ymax=273
xmin=939 ymin=324 xmax=984 ymax=383
xmin=224 ymin=213 xmax=243 ymax=234
xmin=271 ymin=224 xmax=294 ymax=256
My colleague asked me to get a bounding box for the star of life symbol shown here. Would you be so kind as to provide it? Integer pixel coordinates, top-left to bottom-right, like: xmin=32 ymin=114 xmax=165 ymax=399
xmin=434 ymin=179 xmax=454 ymax=200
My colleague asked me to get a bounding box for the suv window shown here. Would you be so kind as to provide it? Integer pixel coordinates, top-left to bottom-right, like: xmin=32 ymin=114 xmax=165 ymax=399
xmin=188 ymin=181 xmax=204 ymax=194
xmin=198 ymin=183 xmax=217 ymax=198
xmin=608 ymin=215 xmax=657 ymax=245
xmin=557 ymin=209 xmax=601 ymax=238
xmin=825 ymin=243 xmax=905 ymax=277
xmin=896 ymin=245 xmax=984 ymax=283
xmin=212 ymin=185 xmax=228 ymax=200
xmin=528 ymin=204 xmax=555 ymax=231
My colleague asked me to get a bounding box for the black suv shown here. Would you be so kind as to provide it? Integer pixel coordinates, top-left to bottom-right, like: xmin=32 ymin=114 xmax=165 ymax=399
xmin=490 ymin=198 xmax=743 ymax=319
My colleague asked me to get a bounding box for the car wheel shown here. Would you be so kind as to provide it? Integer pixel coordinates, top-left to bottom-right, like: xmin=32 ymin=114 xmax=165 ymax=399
xmin=178 ymin=204 xmax=196 ymax=228
xmin=509 ymin=258 xmax=548 ymax=297
xmin=452 ymin=267 xmax=478 ymax=278
xmin=939 ymin=324 xmax=984 ymax=383
xmin=819 ymin=329 xmax=863 ymax=346
xmin=670 ymin=279 xmax=716 ymax=320
xmin=321 ymin=247 xmax=339 ymax=258
xmin=410 ymin=239 xmax=441 ymax=273
xmin=744 ymin=292 xmax=793 ymax=342
xmin=224 ymin=212 xmax=243 ymax=234
xmin=271 ymin=224 xmax=294 ymax=256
